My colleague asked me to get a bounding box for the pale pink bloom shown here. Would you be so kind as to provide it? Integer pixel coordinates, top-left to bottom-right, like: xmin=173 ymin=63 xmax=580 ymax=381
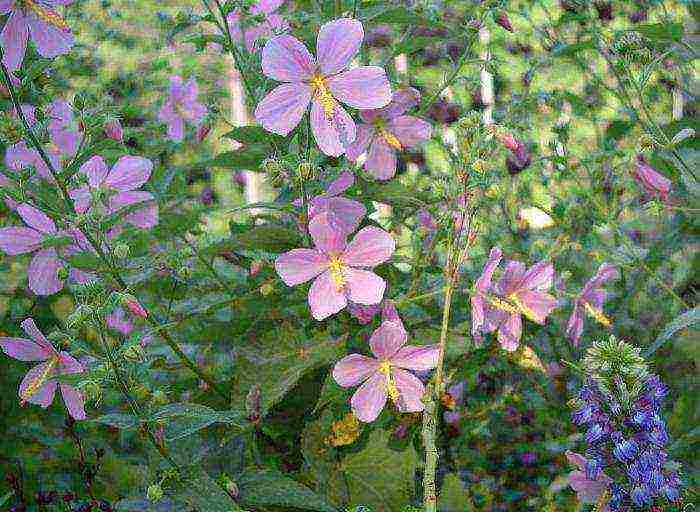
xmin=0 ymin=0 xmax=75 ymax=71
xmin=333 ymin=320 xmax=438 ymax=422
xmin=0 ymin=318 xmax=85 ymax=419
xmin=565 ymin=451 xmax=612 ymax=511
xmin=275 ymin=213 xmax=394 ymax=320
xmin=566 ymin=263 xmax=618 ymax=346
xmin=106 ymin=307 xmax=133 ymax=336
xmin=104 ymin=119 xmax=123 ymax=142
xmin=632 ymin=155 xmax=672 ymax=203
xmin=69 ymin=155 xmax=158 ymax=230
xmin=158 ymin=76 xmax=207 ymax=142
xmin=308 ymin=170 xmax=366 ymax=235
xmin=47 ymin=99 xmax=80 ymax=158
xmin=255 ymin=18 xmax=392 ymax=156
xmin=346 ymin=88 xmax=431 ymax=180
xmin=227 ymin=0 xmax=289 ymax=53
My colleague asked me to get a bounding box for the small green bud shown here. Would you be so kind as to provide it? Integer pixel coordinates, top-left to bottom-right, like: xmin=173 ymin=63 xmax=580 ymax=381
xmin=260 ymin=282 xmax=274 ymax=296
xmin=296 ymin=161 xmax=315 ymax=180
xmin=147 ymin=484 xmax=164 ymax=503
xmin=113 ymin=243 xmax=130 ymax=259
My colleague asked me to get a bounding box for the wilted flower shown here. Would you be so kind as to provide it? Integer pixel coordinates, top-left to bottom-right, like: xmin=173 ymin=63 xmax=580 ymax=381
xmin=0 ymin=318 xmax=85 ymax=419
xmin=566 ymin=263 xmax=619 ymax=346
xmin=255 ymin=18 xmax=392 ymax=156
xmin=69 ymin=155 xmax=158 ymax=230
xmin=0 ymin=0 xmax=75 ymax=71
xmin=565 ymin=451 xmax=613 ymax=510
xmin=158 ymin=76 xmax=207 ymax=142
xmin=346 ymin=88 xmax=431 ymax=180
xmin=632 ymin=155 xmax=671 ymax=204
xmin=228 ymin=0 xmax=289 ymax=53
xmin=275 ymin=212 xmax=394 ymax=320
xmin=104 ymin=119 xmax=123 ymax=142
xmin=332 ymin=320 xmax=439 ymax=422
xmin=122 ymin=295 xmax=148 ymax=319
xmin=505 ymin=139 xmax=532 ymax=175
xmin=308 ymin=170 xmax=366 ymax=234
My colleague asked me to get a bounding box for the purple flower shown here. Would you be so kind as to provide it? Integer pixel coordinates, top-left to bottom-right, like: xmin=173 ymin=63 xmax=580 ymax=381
xmin=0 ymin=203 xmax=91 ymax=295
xmin=158 ymin=76 xmax=207 ymax=142
xmin=275 ymin=213 xmax=394 ymax=320
xmin=69 ymin=155 xmax=158 ymax=230
xmin=255 ymin=18 xmax=392 ymax=156
xmin=227 ymin=0 xmax=289 ymax=53
xmin=632 ymin=155 xmax=672 ymax=203
xmin=470 ymin=247 xmax=502 ymax=344
xmin=105 ymin=307 xmax=133 ymax=336
xmin=104 ymin=119 xmax=123 ymax=142
xmin=308 ymin=170 xmax=366 ymax=235
xmin=565 ymin=451 xmax=612 ymax=510
xmin=332 ymin=320 xmax=439 ymax=422
xmin=346 ymin=88 xmax=431 ymax=180
xmin=0 ymin=0 xmax=75 ymax=71
xmin=566 ymin=263 xmax=618 ymax=346
xmin=47 ymin=99 xmax=80 ymax=158
xmin=0 ymin=318 xmax=85 ymax=419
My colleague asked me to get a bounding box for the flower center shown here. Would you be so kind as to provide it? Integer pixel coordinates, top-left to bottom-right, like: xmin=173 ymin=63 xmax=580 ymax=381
xmin=310 ymin=74 xmax=336 ymax=118
xmin=20 ymin=357 xmax=58 ymax=403
xmin=328 ymin=256 xmax=347 ymax=291
xmin=508 ymin=293 xmax=541 ymax=323
xmin=583 ymin=302 xmax=612 ymax=327
xmin=373 ymin=119 xmax=402 ymax=150
xmin=378 ymin=361 xmax=400 ymax=401
xmin=487 ymin=294 xmax=520 ymax=315
xmin=20 ymin=0 xmax=70 ymax=32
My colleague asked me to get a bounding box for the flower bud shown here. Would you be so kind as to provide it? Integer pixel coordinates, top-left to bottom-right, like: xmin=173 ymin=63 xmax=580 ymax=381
xmin=146 ymin=484 xmax=163 ymax=503
xmin=196 ymin=122 xmax=211 ymax=143
xmin=260 ymin=282 xmax=274 ymax=296
xmin=670 ymin=128 xmax=695 ymax=146
xmin=121 ymin=295 xmax=148 ymax=319
xmin=104 ymin=119 xmax=123 ymax=142
xmin=297 ymin=161 xmax=315 ymax=180
xmin=113 ymin=243 xmax=130 ymax=259
xmin=249 ymin=260 xmax=263 ymax=276
xmin=495 ymin=11 xmax=514 ymax=32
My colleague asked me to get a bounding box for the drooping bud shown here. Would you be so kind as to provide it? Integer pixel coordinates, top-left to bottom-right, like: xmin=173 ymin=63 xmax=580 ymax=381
xmin=631 ymin=155 xmax=672 ymax=204
xmin=495 ymin=11 xmax=514 ymax=32
xmin=121 ymin=295 xmax=148 ymax=318
xmin=104 ymin=119 xmax=123 ymax=143
xmin=196 ymin=122 xmax=211 ymax=143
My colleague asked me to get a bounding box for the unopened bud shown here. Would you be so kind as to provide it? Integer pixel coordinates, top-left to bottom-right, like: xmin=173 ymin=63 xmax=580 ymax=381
xmin=249 ymin=260 xmax=263 ymax=276
xmin=260 ymin=282 xmax=274 ymax=296
xmin=222 ymin=476 xmax=239 ymax=499
xmin=121 ymin=295 xmax=148 ymax=318
xmin=495 ymin=11 xmax=514 ymax=32
xmin=297 ymin=161 xmax=315 ymax=180
xmin=146 ymin=484 xmax=163 ymax=503
xmin=196 ymin=122 xmax=211 ymax=143
xmin=104 ymin=119 xmax=123 ymax=143
xmin=113 ymin=243 xmax=129 ymax=259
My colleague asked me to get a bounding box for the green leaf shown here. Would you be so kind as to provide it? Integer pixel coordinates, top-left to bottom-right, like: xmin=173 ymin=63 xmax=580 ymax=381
xmin=93 ymin=413 xmax=140 ymax=430
xmin=175 ymin=469 xmax=242 ymax=511
xmin=206 ymin=145 xmax=269 ymax=170
xmin=232 ymin=224 xmax=303 ymax=253
xmin=644 ymin=307 xmax=700 ymax=357
xmin=370 ymin=7 xmax=430 ymax=25
xmin=551 ymin=40 xmax=594 ymax=57
xmin=634 ymin=23 xmax=683 ymax=42
xmin=438 ymin=473 xmax=474 ymax=511
xmin=221 ymin=126 xmax=282 ymax=145
xmin=149 ymin=403 xmax=247 ymax=441
xmin=340 ymin=429 xmax=418 ymax=512
xmin=67 ymin=252 xmax=104 ymax=271
xmin=237 ymin=469 xmax=338 ymax=511
xmin=0 ymin=491 xmax=14 ymax=508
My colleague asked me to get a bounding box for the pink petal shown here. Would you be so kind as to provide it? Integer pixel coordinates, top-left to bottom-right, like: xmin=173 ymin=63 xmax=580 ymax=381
xmin=345 ymin=268 xmax=386 ymax=306
xmin=392 ymin=368 xmax=426 ymax=413
xmin=316 ymin=18 xmax=363 ymax=76
xmin=389 ymin=115 xmax=432 ymax=148
xmin=27 ymin=16 xmax=74 ymax=58
xmin=60 ymin=384 xmax=86 ymax=420
xmin=109 ymin=191 xmax=158 ymax=229
xmin=470 ymin=295 xmax=485 ymax=340
xmin=19 ymin=362 xmax=57 ymax=407
xmin=495 ymin=260 xmax=527 ymax=295
xmin=0 ymin=227 xmax=43 ymax=255
xmin=374 ymin=87 xmax=421 ymax=119
xmin=275 ymin=248 xmax=328 ymax=286
xmin=369 ymin=321 xmax=407 ymax=360
xmin=476 ymin=247 xmax=502 ymax=292
xmin=308 ymin=213 xmax=347 ymax=254
xmin=1 ymin=10 xmax=28 ymax=70
xmin=342 ymin=226 xmax=395 ymax=267
xmin=497 ymin=314 xmax=522 ymax=351
xmin=332 ymin=354 xmax=379 ymax=387
xmin=28 ymin=249 xmax=64 ymax=296
xmin=351 ymin=370 xmax=387 ymax=423
xmin=226 ymin=11 xmax=243 ymax=42
xmin=0 ymin=337 xmax=51 ymax=361
xmin=566 ymin=306 xmax=584 ymax=346
xmin=584 ymin=263 xmax=618 ymax=292
xmin=364 ymin=138 xmax=397 ymax=180
xmin=345 ymin=123 xmax=374 ymax=162
xmin=79 ymin=155 xmax=108 ymax=188
xmin=325 ymin=197 xmax=365 ymax=234
xmin=167 ymin=116 xmax=185 ymax=142
xmin=519 ymin=260 xmax=553 ymax=292
xmin=585 ymin=289 xmax=606 ymax=311
xmin=325 ymin=170 xmax=355 ymax=196
xmin=326 ymin=66 xmax=392 ymax=109
xmin=251 ymin=0 xmax=284 ymax=15
xmin=565 ymin=451 xmax=587 ymax=471
xmin=310 ymin=99 xmax=356 ymax=157
xmin=0 ymin=1 xmax=15 ymax=14
xmin=57 ymin=351 xmax=84 ymax=374
xmin=515 ymin=290 xmax=557 ymax=324
xmin=105 ymin=156 xmax=152 ymax=192
xmin=261 ymin=34 xmax=315 ymax=81
xmin=391 ymin=345 xmax=439 ymax=371
xmin=254 ymin=82 xmax=312 ymax=136
xmin=20 ymin=318 xmax=53 ymax=350
xmin=308 ymin=270 xmax=347 ymax=320
xmin=17 ymin=203 xmax=56 ymax=234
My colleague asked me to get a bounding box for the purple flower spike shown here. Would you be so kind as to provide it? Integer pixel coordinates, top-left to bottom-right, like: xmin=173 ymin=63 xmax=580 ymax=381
xmin=255 ymin=18 xmax=392 ymax=156
xmin=332 ymin=320 xmax=439 ymax=422
xmin=347 ymin=88 xmax=432 ymax=180
xmin=566 ymin=263 xmax=619 ymax=346
xmin=0 ymin=318 xmax=85 ymax=420
xmin=275 ymin=213 xmax=394 ymax=320
xmin=308 ymin=170 xmax=366 ymax=235
xmin=0 ymin=0 xmax=75 ymax=71
xmin=158 ymin=76 xmax=207 ymax=142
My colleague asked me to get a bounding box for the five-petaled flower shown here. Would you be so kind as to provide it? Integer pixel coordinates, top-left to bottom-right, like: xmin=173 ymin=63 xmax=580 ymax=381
xmin=332 ymin=319 xmax=438 ymax=422
xmin=566 ymin=263 xmax=618 ymax=346
xmin=255 ymin=18 xmax=392 ymax=156
xmin=308 ymin=170 xmax=366 ymax=235
xmin=0 ymin=318 xmax=86 ymax=419
xmin=347 ymin=88 xmax=431 ymax=180
xmin=275 ymin=212 xmax=394 ymax=320
xmin=158 ymin=76 xmax=207 ymax=142
xmin=0 ymin=0 xmax=75 ymax=71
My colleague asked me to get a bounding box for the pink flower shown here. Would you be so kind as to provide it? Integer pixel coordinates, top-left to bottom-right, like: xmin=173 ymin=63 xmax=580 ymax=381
xmin=255 ymin=18 xmax=392 ymax=156
xmin=123 ymin=295 xmax=148 ymax=319
xmin=308 ymin=170 xmax=366 ymax=235
xmin=0 ymin=318 xmax=85 ymax=420
xmin=158 ymin=76 xmax=207 ymax=142
xmin=0 ymin=203 xmax=91 ymax=295
xmin=275 ymin=213 xmax=394 ymax=320
xmin=346 ymin=88 xmax=431 ymax=180
xmin=632 ymin=155 xmax=672 ymax=203
xmin=566 ymin=263 xmax=618 ymax=346
xmin=227 ymin=0 xmax=289 ymax=53
xmin=565 ymin=451 xmax=612 ymax=511
xmin=0 ymin=0 xmax=75 ymax=71
xmin=104 ymin=119 xmax=123 ymax=142
xmin=47 ymin=99 xmax=80 ymax=158
xmin=471 ymin=247 xmax=557 ymax=351
xmin=332 ymin=320 xmax=439 ymax=422
xmin=106 ymin=307 xmax=133 ymax=336
xmin=69 ymin=155 xmax=158 ymax=230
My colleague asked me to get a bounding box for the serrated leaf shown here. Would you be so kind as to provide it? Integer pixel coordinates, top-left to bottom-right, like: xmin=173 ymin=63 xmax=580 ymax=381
xmin=150 ymin=403 xmax=247 ymax=441
xmin=237 ymin=469 xmax=338 ymax=511
xmin=634 ymin=23 xmax=683 ymax=42
xmin=644 ymin=307 xmax=700 ymax=357
xmin=206 ymin=145 xmax=269 ymax=170
xmin=232 ymin=224 xmax=303 ymax=253
xmin=93 ymin=413 xmax=140 ymax=430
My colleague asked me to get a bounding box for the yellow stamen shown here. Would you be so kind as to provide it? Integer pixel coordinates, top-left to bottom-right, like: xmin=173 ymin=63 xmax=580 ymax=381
xmin=379 ymin=127 xmax=402 ymax=150
xmin=310 ymin=74 xmax=336 ymax=118
xmin=20 ymin=357 xmax=58 ymax=402
xmin=487 ymin=295 xmax=520 ymax=315
xmin=583 ymin=302 xmax=612 ymax=327
xmin=509 ymin=293 xmax=541 ymax=323
xmin=21 ymin=0 xmax=70 ymax=32
xmin=379 ymin=361 xmax=400 ymax=401
xmin=328 ymin=256 xmax=347 ymax=291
